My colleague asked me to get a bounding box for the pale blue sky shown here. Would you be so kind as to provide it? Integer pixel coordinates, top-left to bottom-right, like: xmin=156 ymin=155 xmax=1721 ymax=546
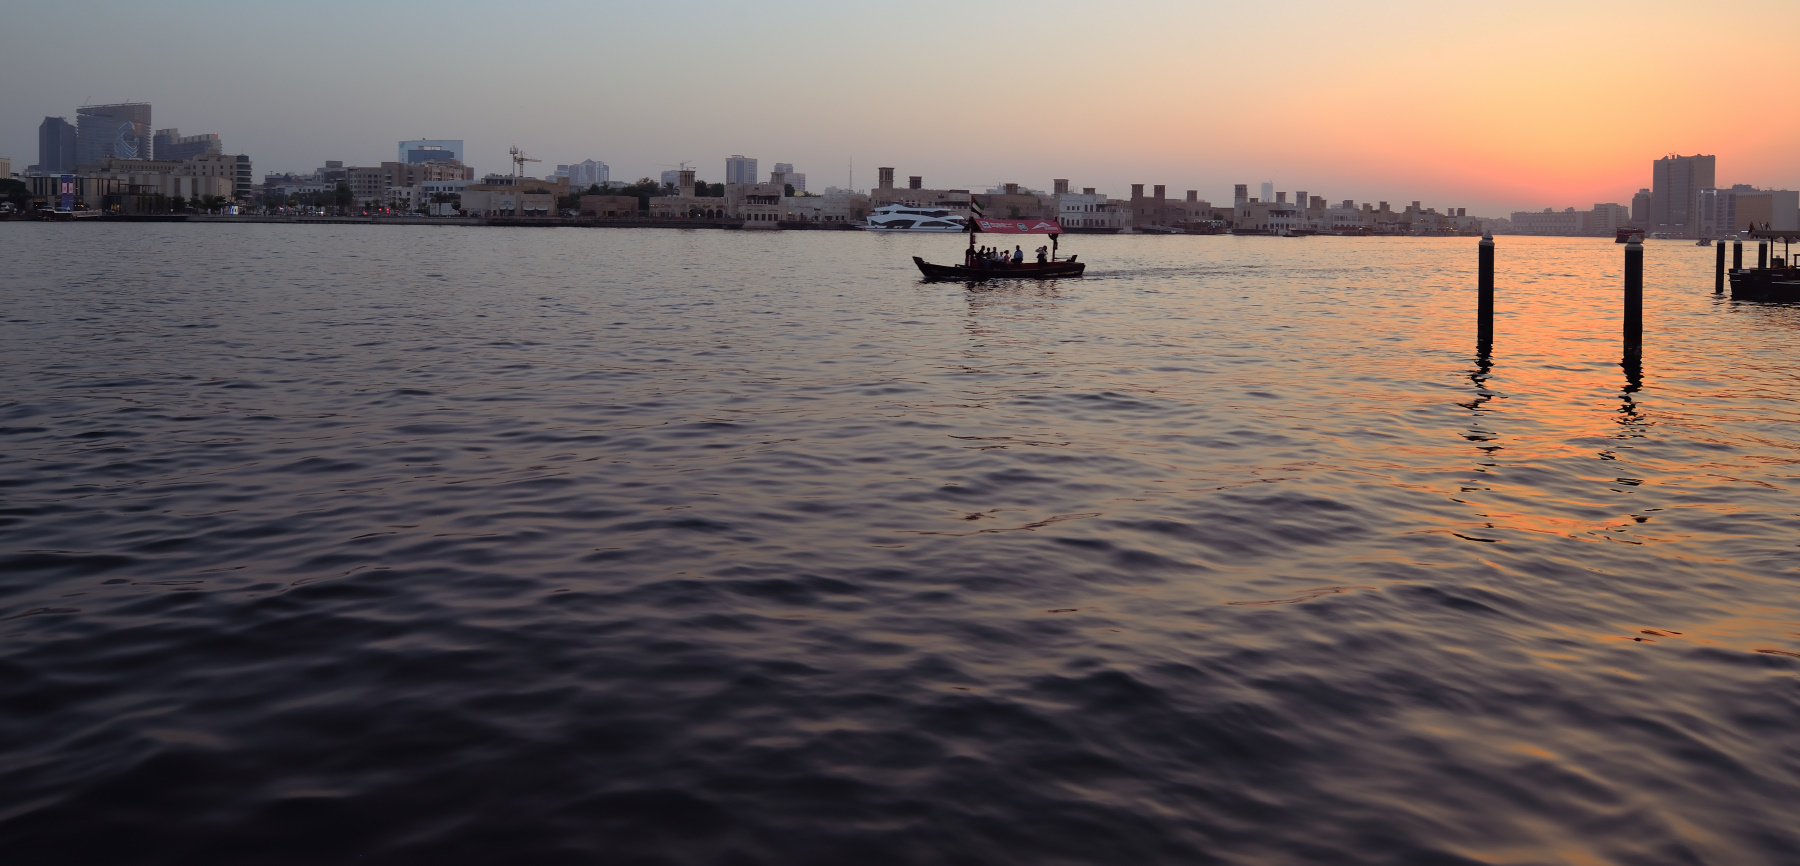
xmin=5 ymin=0 xmax=1795 ymax=214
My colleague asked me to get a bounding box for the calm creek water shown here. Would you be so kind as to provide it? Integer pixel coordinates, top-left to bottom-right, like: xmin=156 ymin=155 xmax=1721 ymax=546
xmin=3 ymin=225 xmax=1798 ymax=865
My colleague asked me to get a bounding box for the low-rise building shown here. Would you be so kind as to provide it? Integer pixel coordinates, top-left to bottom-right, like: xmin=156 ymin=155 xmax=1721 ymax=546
xmin=1590 ymin=202 xmax=1633 ymax=235
xmin=727 ymin=177 xmax=785 ymax=226
xmin=1234 ymin=193 xmax=1304 ymax=233
xmin=976 ymin=182 xmax=1054 ymax=221
xmin=344 ymin=160 xmax=477 ymax=206
xmin=1509 ymin=207 xmax=1588 ymax=235
xmin=460 ymin=188 xmax=553 ymax=216
xmin=1056 ymin=183 xmax=1129 ymax=231
xmin=871 ymin=168 xmax=974 ymax=217
xmin=580 ymin=194 xmax=640 ymax=218
xmin=647 ymin=170 xmax=731 ymax=219
xmin=779 ymin=190 xmax=869 ymax=223
xmin=345 ymin=165 xmax=392 ymax=205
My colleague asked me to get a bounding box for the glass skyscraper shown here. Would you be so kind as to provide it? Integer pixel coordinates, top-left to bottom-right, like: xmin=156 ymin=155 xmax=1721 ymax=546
xmin=76 ymin=103 xmax=152 ymax=165
xmin=399 ymin=140 xmax=464 ymax=165
xmin=38 ymin=117 xmax=77 ymax=173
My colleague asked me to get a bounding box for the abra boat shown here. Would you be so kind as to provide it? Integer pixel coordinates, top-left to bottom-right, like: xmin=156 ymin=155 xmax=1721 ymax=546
xmin=1615 ymin=227 xmax=1645 ymax=243
xmin=866 ymin=204 xmax=968 ymax=232
xmin=1726 ymin=229 xmax=1800 ymax=302
xmin=912 ymin=216 xmax=1086 ymax=281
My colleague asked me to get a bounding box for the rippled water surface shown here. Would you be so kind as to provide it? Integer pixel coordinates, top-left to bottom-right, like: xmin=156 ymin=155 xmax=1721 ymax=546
xmin=3 ymin=225 xmax=1798 ymax=864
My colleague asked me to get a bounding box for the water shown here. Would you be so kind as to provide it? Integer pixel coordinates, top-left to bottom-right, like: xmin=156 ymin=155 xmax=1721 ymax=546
xmin=3 ymin=225 xmax=1797 ymax=865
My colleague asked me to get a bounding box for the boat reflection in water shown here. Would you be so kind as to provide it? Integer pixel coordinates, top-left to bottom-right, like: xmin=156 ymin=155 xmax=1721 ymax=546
xmin=913 ymin=216 xmax=1086 ymax=281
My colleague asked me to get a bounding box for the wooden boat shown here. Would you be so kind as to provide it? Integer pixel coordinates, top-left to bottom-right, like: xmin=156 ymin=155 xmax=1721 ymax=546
xmin=1615 ymin=227 xmax=1644 ymax=243
xmin=1727 ymin=229 xmax=1800 ymax=301
xmin=914 ymin=256 xmax=1085 ymax=280
xmin=912 ymin=216 xmax=1086 ymax=282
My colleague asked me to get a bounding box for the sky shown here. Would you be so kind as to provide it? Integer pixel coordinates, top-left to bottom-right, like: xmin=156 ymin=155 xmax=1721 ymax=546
xmin=4 ymin=0 xmax=1797 ymax=216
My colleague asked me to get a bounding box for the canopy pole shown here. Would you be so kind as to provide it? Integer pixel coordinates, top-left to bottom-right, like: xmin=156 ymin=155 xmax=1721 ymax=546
xmin=1051 ymin=234 xmax=1059 ymax=261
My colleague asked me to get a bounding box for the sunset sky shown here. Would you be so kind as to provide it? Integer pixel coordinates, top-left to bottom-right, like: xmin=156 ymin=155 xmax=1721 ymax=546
xmin=5 ymin=0 xmax=1796 ymax=216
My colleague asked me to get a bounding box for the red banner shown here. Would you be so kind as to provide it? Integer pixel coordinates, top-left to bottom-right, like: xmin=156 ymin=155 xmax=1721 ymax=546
xmin=972 ymin=218 xmax=1064 ymax=234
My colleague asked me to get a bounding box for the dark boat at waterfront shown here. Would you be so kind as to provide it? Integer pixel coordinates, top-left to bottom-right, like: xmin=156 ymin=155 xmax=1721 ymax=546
xmin=913 ymin=216 xmax=1086 ymax=281
xmin=1616 ymin=227 xmax=1645 ymax=243
xmin=1727 ymin=229 xmax=1800 ymax=301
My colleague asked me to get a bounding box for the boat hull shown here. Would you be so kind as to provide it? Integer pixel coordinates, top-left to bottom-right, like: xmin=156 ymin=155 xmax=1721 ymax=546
xmin=913 ymin=256 xmax=1085 ymax=282
xmin=1728 ymin=268 xmax=1800 ymax=302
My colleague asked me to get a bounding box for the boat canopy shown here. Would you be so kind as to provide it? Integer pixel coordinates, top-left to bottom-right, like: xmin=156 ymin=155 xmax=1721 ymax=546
xmin=971 ymin=217 xmax=1064 ymax=234
xmin=1748 ymin=228 xmax=1800 ymax=241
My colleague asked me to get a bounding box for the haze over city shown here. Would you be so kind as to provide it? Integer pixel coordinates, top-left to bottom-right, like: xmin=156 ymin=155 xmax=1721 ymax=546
xmin=6 ymin=0 xmax=1797 ymax=216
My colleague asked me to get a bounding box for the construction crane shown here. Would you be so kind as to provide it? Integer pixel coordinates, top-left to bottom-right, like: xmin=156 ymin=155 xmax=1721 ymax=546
xmin=509 ymin=144 xmax=541 ymax=178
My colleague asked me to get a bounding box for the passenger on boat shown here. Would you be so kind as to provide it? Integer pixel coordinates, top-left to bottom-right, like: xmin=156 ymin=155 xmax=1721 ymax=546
xmin=1012 ymin=246 xmax=1024 ymax=264
xmin=1035 ymin=245 xmax=1048 ymax=264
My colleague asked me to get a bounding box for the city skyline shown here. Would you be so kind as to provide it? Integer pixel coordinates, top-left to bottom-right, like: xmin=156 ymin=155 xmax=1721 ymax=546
xmin=4 ymin=0 xmax=1798 ymax=216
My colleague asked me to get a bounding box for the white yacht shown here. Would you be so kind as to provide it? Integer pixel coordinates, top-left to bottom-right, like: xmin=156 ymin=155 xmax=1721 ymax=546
xmin=865 ymin=204 xmax=968 ymax=233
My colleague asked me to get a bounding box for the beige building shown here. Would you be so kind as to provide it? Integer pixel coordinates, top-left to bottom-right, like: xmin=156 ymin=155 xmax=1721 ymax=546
xmin=976 ymin=183 xmax=1055 ymax=221
xmin=345 ymin=160 xmax=478 ymax=206
xmin=726 ymin=177 xmax=785 ymax=226
xmin=461 ymin=188 xmax=553 ymax=216
xmin=780 ymin=190 xmax=870 ymax=223
xmin=1125 ymin=184 xmax=1218 ymax=229
xmin=870 ymin=167 xmax=973 ymax=217
xmin=581 ymin=194 xmax=642 ymax=218
xmin=1057 ymin=184 xmax=1129 ymax=231
xmin=1509 ymin=208 xmax=1589 ymax=235
xmin=1590 ymin=202 xmax=1633 ymax=235
xmin=647 ymin=170 xmax=732 ymax=219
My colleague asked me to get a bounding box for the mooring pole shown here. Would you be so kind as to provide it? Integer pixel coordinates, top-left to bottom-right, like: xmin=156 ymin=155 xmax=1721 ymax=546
xmin=1477 ymin=230 xmax=1494 ymax=347
xmin=1623 ymin=237 xmax=1643 ymax=359
xmin=1758 ymin=241 xmax=1768 ymax=269
xmin=1715 ymin=240 xmax=1726 ymax=292
xmin=1733 ymin=240 xmax=1743 ymax=271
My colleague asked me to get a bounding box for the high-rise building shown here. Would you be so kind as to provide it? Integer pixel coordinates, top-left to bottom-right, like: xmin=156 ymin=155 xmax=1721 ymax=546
xmin=1259 ymin=181 xmax=1274 ymax=203
xmin=1590 ymin=203 xmax=1633 ymax=235
xmin=398 ymin=140 xmax=464 ymax=165
xmin=726 ymin=155 xmax=757 ymax=185
xmin=234 ymin=154 xmax=254 ymax=203
xmin=76 ymin=103 xmax=152 ymax=165
xmin=38 ymin=116 xmax=77 ymax=173
xmin=1650 ymin=154 xmax=1716 ymax=237
xmin=661 ymin=170 xmax=681 ymax=189
xmin=1630 ymin=188 xmax=1651 ymax=227
xmin=567 ymin=159 xmax=609 ymax=188
xmin=153 ymin=129 xmax=222 ymax=162
xmin=772 ymin=162 xmax=805 ymax=191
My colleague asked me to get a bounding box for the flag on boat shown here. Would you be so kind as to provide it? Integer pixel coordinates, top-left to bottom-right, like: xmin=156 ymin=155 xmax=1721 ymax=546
xmin=970 ymin=217 xmax=1064 ymax=234
xmin=968 ymin=199 xmax=985 ymax=217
